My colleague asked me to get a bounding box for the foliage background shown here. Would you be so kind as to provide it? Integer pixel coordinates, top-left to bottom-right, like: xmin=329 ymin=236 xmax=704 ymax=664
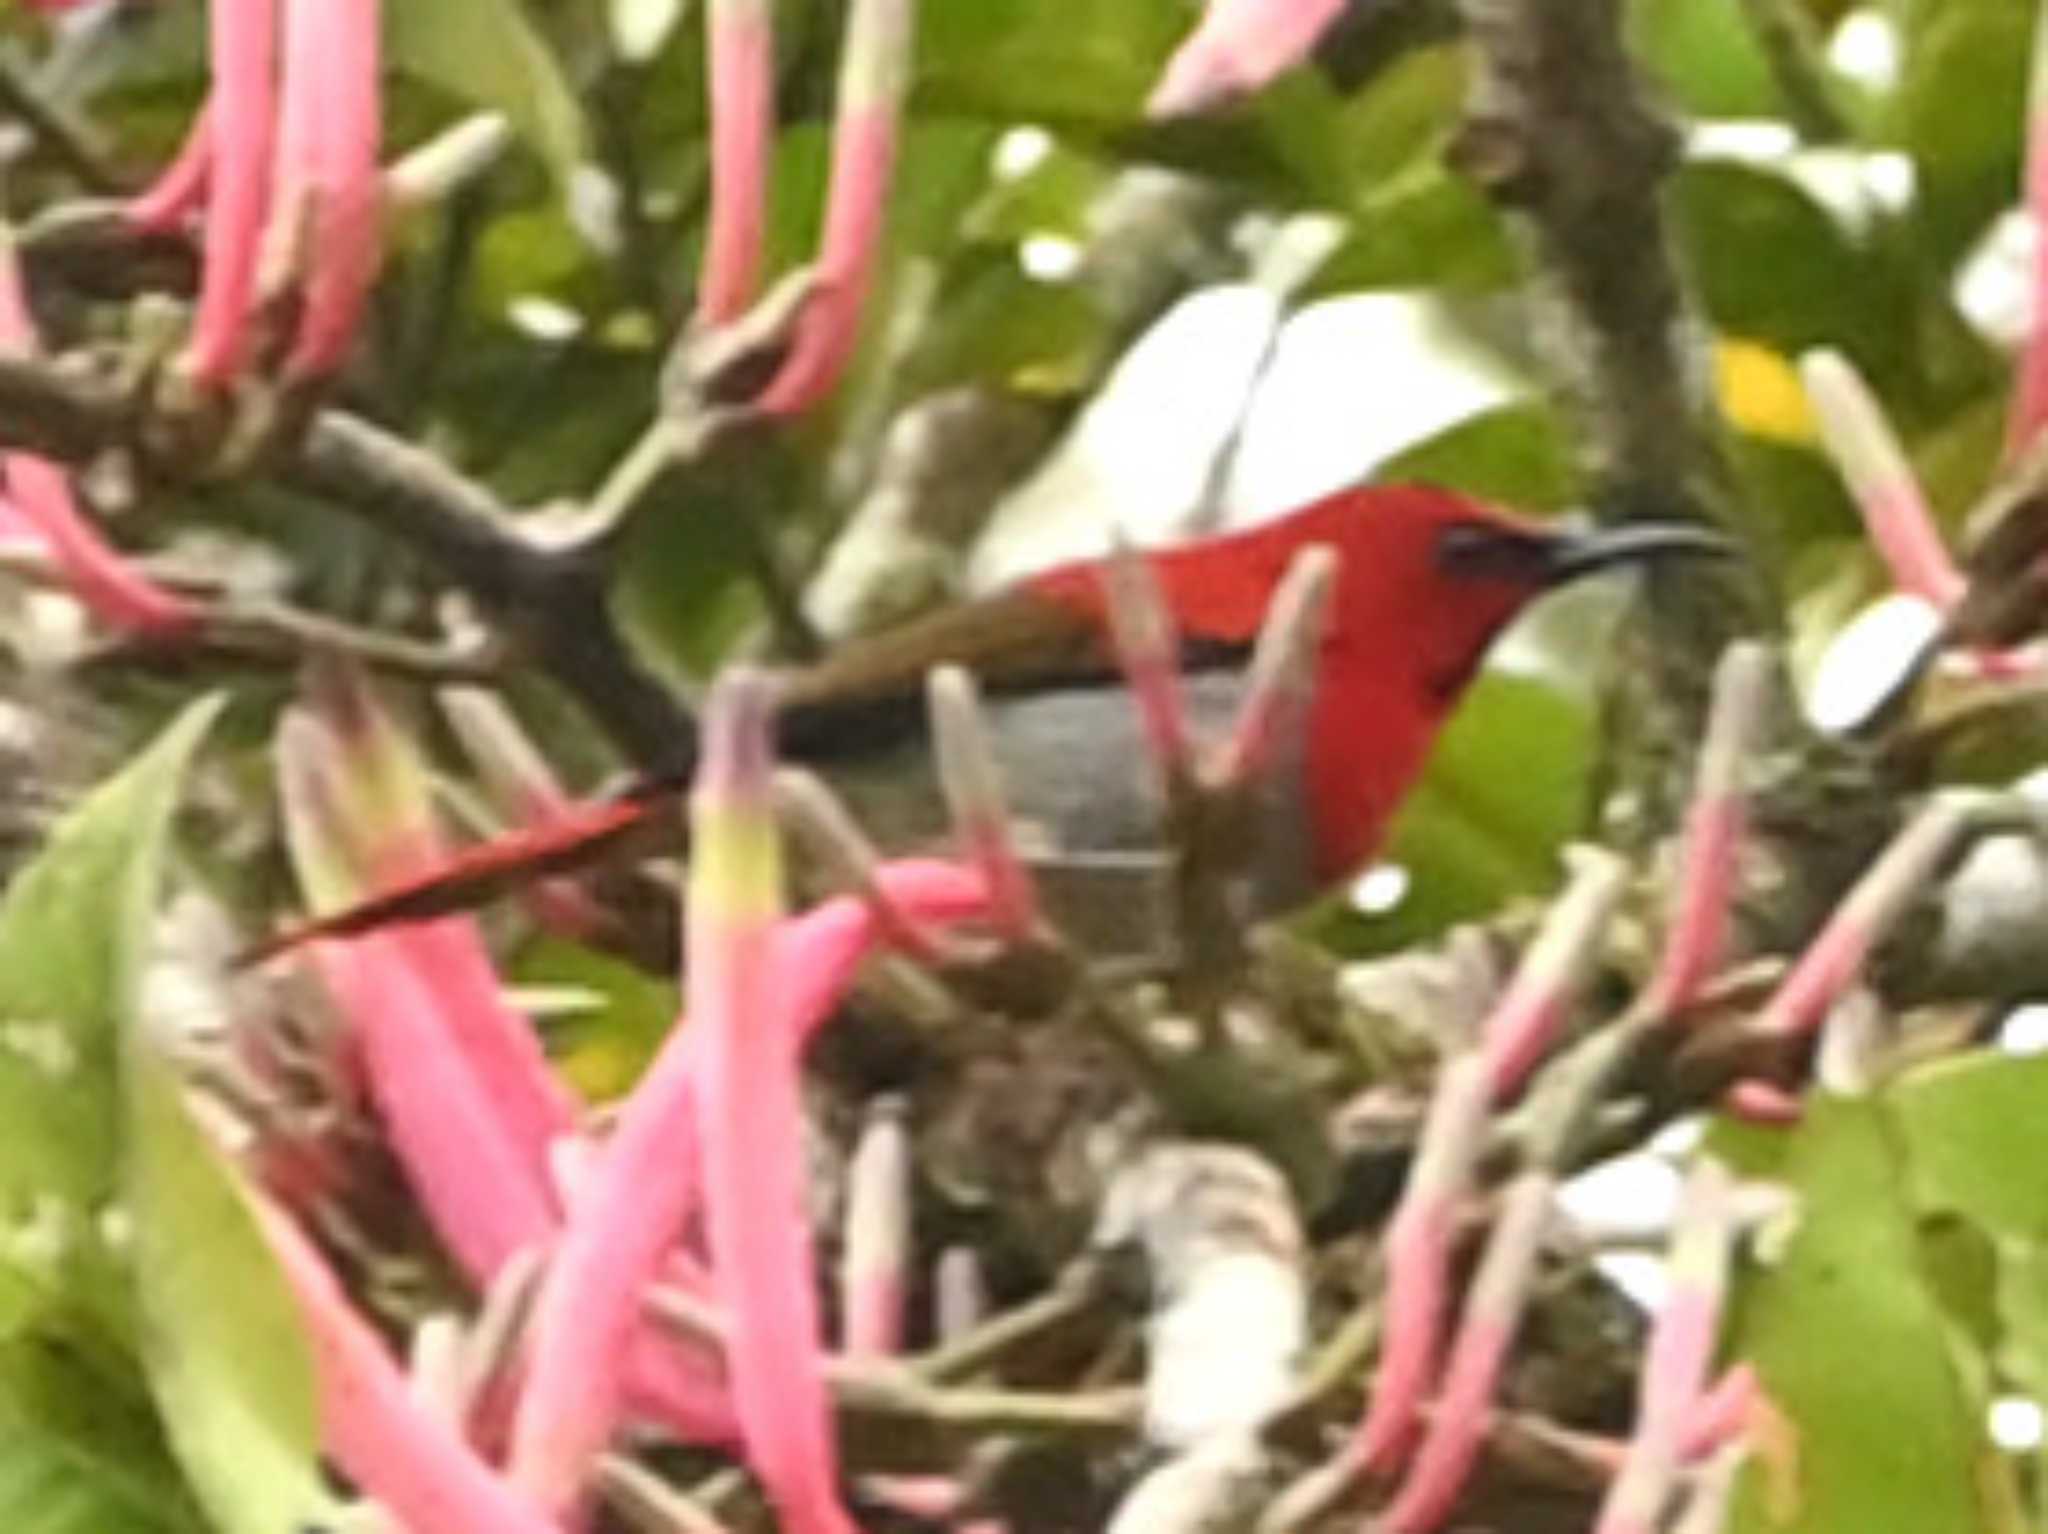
xmin=2 ymin=0 xmax=2048 ymax=1531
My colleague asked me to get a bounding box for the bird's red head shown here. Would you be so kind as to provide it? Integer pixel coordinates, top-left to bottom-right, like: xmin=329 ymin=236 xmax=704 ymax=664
xmin=1125 ymin=485 xmax=1729 ymax=883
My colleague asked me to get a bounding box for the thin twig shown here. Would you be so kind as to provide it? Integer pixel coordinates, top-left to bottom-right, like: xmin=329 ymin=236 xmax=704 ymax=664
xmin=0 ymin=349 xmax=696 ymax=769
xmin=0 ymin=45 xmax=125 ymax=194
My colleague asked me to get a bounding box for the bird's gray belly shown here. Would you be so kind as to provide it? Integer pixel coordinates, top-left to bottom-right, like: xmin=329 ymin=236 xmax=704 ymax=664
xmin=821 ymin=674 xmax=1318 ymax=955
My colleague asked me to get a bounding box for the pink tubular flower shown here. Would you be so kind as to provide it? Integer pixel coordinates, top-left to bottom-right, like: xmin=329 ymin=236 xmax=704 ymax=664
xmin=276 ymin=709 xmax=560 ymax=1278
xmin=0 ymin=235 xmax=196 ymax=636
xmin=1593 ymin=1161 xmax=1735 ymax=1534
xmin=1477 ymin=849 xmax=1628 ymax=1099
xmin=841 ymin=1099 xmax=913 ymax=1357
xmin=1356 ymin=1055 xmax=1493 ymax=1473
xmin=1799 ymin=350 xmax=1965 ymax=610
xmin=140 ymin=0 xmax=383 ymax=383
xmin=280 ymin=0 xmax=382 ymax=378
xmin=509 ymin=676 xmax=988 ymax=1518
xmin=1099 ymin=543 xmax=1195 ymax=787
xmin=688 ymin=672 xmax=852 ymax=1534
xmin=1381 ymin=1172 xmax=1554 ymax=1534
xmin=187 ymin=0 xmax=278 ymax=385
xmin=1146 ymin=0 xmax=1348 ymax=118
xmin=1754 ymin=796 xmax=1970 ymax=1038
xmin=2009 ymin=8 xmax=2048 ymax=459
xmin=756 ymin=0 xmax=910 ymax=415
xmin=1208 ymin=545 xmax=1335 ymax=789
xmin=699 ymin=0 xmax=775 ymax=324
xmin=1643 ymin=642 xmax=1770 ymax=1019
xmin=253 ymin=1199 xmax=563 ymax=1534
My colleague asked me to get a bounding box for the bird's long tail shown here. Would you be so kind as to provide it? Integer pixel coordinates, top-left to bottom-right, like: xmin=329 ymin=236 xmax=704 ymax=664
xmin=243 ymin=789 xmax=675 ymax=964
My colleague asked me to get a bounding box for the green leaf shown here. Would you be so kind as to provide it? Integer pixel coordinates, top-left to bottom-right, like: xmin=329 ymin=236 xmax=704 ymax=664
xmin=0 ymin=697 xmax=225 ymax=1337
xmin=125 ymin=1025 xmax=342 ymax=1534
xmin=1671 ymin=161 xmax=1915 ymax=394
xmin=1629 ymin=0 xmax=1781 ymax=118
xmin=1371 ymin=403 xmax=1582 ymax=510
xmin=0 ymin=699 xmax=227 ymax=1534
xmin=0 ymin=1315 xmax=203 ymax=1534
xmin=1887 ymin=0 xmax=2030 ymax=267
xmin=0 ymin=1428 xmax=188 ymax=1534
xmin=1715 ymin=1094 xmax=2021 ymax=1533
xmin=387 ymin=0 xmax=588 ymax=187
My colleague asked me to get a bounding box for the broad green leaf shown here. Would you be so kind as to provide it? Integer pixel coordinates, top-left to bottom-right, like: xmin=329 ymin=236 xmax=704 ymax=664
xmin=1715 ymin=1095 xmax=2021 ymax=1533
xmin=125 ymin=1028 xmax=342 ymax=1534
xmin=388 ymin=0 xmax=588 ymax=187
xmin=1671 ymin=161 xmax=1915 ymax=394
xmin=0 ymin=697 xmax=224 ymax=1337
xmin=1372 ymin=403 xmax=1582 ymax=510
xmin=1892 ymin=1049 xmax=2048 ymax=1489
xmin=1887 ymin=0 xmax=2029 ymax=267
xmin=0 ymin=1312 xmax=203 ymax=1534
xmin=1629 ymin=0 xmax=1781 ymax=118
xmin=0 ymin=699 xmax=226 ymax=1534
xmin=1302 ymin=161 xmax=1514 ymax=295
xmin=0 ymin=1426 xmax=188 ymax=1534
xmin=1893 ymin=1051 xmax=2048 ymax=1240
xmin=916 ymin=0 xmax=1186 ymax=135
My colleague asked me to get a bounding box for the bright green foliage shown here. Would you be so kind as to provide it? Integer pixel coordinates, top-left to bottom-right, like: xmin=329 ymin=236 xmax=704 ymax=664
xmin=1716 ymin=1095 xmax=2024 ymax=1533
xmin=0 ymin=701 xmax=333 ymax=1534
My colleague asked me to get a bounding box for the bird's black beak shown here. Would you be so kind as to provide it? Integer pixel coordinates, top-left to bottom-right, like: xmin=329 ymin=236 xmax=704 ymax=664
xmin=1541 ymin=521 xmax=1736 ymax=585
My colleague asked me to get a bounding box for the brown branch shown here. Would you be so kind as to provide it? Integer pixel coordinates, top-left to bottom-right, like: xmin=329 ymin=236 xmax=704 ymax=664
xmin=1448 ymin=0 xmax=1777 ymax=831
xmin=0 ymin=350 xmax=696 ymax=770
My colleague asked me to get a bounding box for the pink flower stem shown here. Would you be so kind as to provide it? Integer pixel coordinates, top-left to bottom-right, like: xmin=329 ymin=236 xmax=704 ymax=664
xmin=1478 ymin=848 xmax=1629 ymax=1099
xmin=187 ymin=0 xmax=278 ymax=386
xmin=687 ymin=673 xmax=859 ymax=1534
xmin=1643 ymin=642 xmax=1770 ymax=1020
xmin=841 ymin=1097 xmax=912 ymax=1357
xmin=1755 ymin=796 xmax=1970 ymax=1037
xmin=2009 ymin=11 xmax=2048 ymax=460
xmin=1206 ymin=544 xmax=1335 ymax=790
xmin=1593 ymin=1160 xmax=1735 ymax=1534
xmin=1355 ymin=1054 xmax=1493 ymax=1474
xmin=756 ymin=0 xmax=909 ymax=413
xmin=1380 ymin=1171 xmax=1555 ymax=1534
xmin=1680 ymin=1363 xmax=1760 ymax=1462
xmin=283 ymin=0 xmax=382 ymax=377
xmin=1800 ymin=349 xmax=1965 ymax=610
xmin=254 ymin=1200 xmax=564 ymax=1534
xmin=698 ymin=0 xmax=774 ymax=325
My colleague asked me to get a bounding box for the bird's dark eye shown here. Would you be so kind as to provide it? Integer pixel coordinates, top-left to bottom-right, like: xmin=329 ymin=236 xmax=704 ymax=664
xmin=1432 ymin=521 xmax=1555 ymax=583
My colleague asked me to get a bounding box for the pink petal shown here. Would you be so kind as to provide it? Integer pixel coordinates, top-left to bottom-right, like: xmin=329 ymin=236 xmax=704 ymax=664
xmin=255 ymin=1200 xmax=562 ymax=1534
xmin=283 ymin=0 xmax=383 ymax=377
xmin=188 ymin=0 xmax=278 ymax=385
xmin=308 ymin=937 xmax=556 ymax=1279
xmin=1146 ymin=0 xmax=1347 ymax=117
xmin=698 ymin=0 xmax=775 ymax=325
xmin=757 ymin=0 xmax=910 ymax=414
